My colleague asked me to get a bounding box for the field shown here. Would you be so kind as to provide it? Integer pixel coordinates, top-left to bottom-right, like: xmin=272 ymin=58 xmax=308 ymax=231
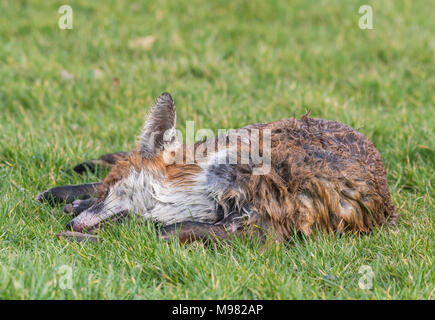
xmin=0 ymin=0 xmax=433 ymax=299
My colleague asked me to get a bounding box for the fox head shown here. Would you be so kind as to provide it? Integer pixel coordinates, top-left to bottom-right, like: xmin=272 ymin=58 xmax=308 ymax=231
xmin=68 ymin=92 xmax=204 ymax=232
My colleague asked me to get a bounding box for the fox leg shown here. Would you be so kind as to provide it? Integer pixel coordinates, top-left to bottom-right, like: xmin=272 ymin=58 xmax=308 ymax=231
xmin=159 ymin=221 xmax=241 ymax=243
xmin=73 ymin=151 xmax=130 ymax=174
xmin=63 ymin=198 xmax=97 ymax=216
xmin=36 ymin=182 xmax=101 ymax=205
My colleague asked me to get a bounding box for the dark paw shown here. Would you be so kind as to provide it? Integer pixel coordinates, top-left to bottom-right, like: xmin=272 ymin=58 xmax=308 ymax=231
xmin=63 ymin=198 xmax=96 ymax=216
xmin=36 ymin=183 xmax=101 ymax=205
xmin=36 ymin=185 xmax=88 ymax=204
xmin=73 ymin=161 xmax=98 ymax=174
xmin=73 ymin=152 xmax=130 ymax=174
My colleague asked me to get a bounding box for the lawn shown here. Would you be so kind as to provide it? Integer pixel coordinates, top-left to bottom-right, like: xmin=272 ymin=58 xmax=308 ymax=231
xmin=0 ymin=0 xmax=433 ymax=299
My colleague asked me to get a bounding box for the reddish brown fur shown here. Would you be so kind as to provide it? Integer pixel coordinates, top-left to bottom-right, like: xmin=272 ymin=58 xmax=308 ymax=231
xmin=40 ymin=92 xmax=396 ymax=242
xmin=97 ymin=115 xmax=396 ymax=241
xmin=98 ymin=151 xmax=167 ymax=199
xmin=217 ymin=116 xmax=396 ymax=240
xmin=98 ymin=149 xmax=203 ymax=198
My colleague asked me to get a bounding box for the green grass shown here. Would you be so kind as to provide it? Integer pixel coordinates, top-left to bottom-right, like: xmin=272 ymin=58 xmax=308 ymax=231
xmin=0 ymin=0 xmax=433 ymax=299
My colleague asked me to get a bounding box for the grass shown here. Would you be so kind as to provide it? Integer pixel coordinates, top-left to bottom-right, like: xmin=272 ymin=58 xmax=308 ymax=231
xmin=0 ymin=0 xmax=433 ymax=299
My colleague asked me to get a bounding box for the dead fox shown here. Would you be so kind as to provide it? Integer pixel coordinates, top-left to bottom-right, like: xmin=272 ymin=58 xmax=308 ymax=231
xmin=37 ymin=93 xmax=396 ymax=243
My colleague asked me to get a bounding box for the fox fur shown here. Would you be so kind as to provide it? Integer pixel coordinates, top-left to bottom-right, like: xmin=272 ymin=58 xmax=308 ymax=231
xmin=38 ymin=93 xmax=396 ymax=242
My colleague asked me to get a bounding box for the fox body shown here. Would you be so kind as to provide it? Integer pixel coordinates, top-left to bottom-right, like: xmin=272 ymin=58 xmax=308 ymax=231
xmin=38 ymin=93 xmax=396 ymax=242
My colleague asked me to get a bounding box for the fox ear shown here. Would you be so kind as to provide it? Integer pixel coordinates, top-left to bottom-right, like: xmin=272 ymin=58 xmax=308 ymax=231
xmin=139 ymin=92 xmax=178 ymax=158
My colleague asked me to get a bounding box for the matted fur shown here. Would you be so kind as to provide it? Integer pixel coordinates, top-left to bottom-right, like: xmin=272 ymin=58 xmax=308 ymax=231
xmin=91 ymin=114 xmax=396 ymax=241
xmin=52 ymin=93 xmax=396 ymax=241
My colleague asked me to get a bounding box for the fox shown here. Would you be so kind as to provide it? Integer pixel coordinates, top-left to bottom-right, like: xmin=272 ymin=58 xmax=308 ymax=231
xmin=37 ymin=92 xmax=396 ymax=243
